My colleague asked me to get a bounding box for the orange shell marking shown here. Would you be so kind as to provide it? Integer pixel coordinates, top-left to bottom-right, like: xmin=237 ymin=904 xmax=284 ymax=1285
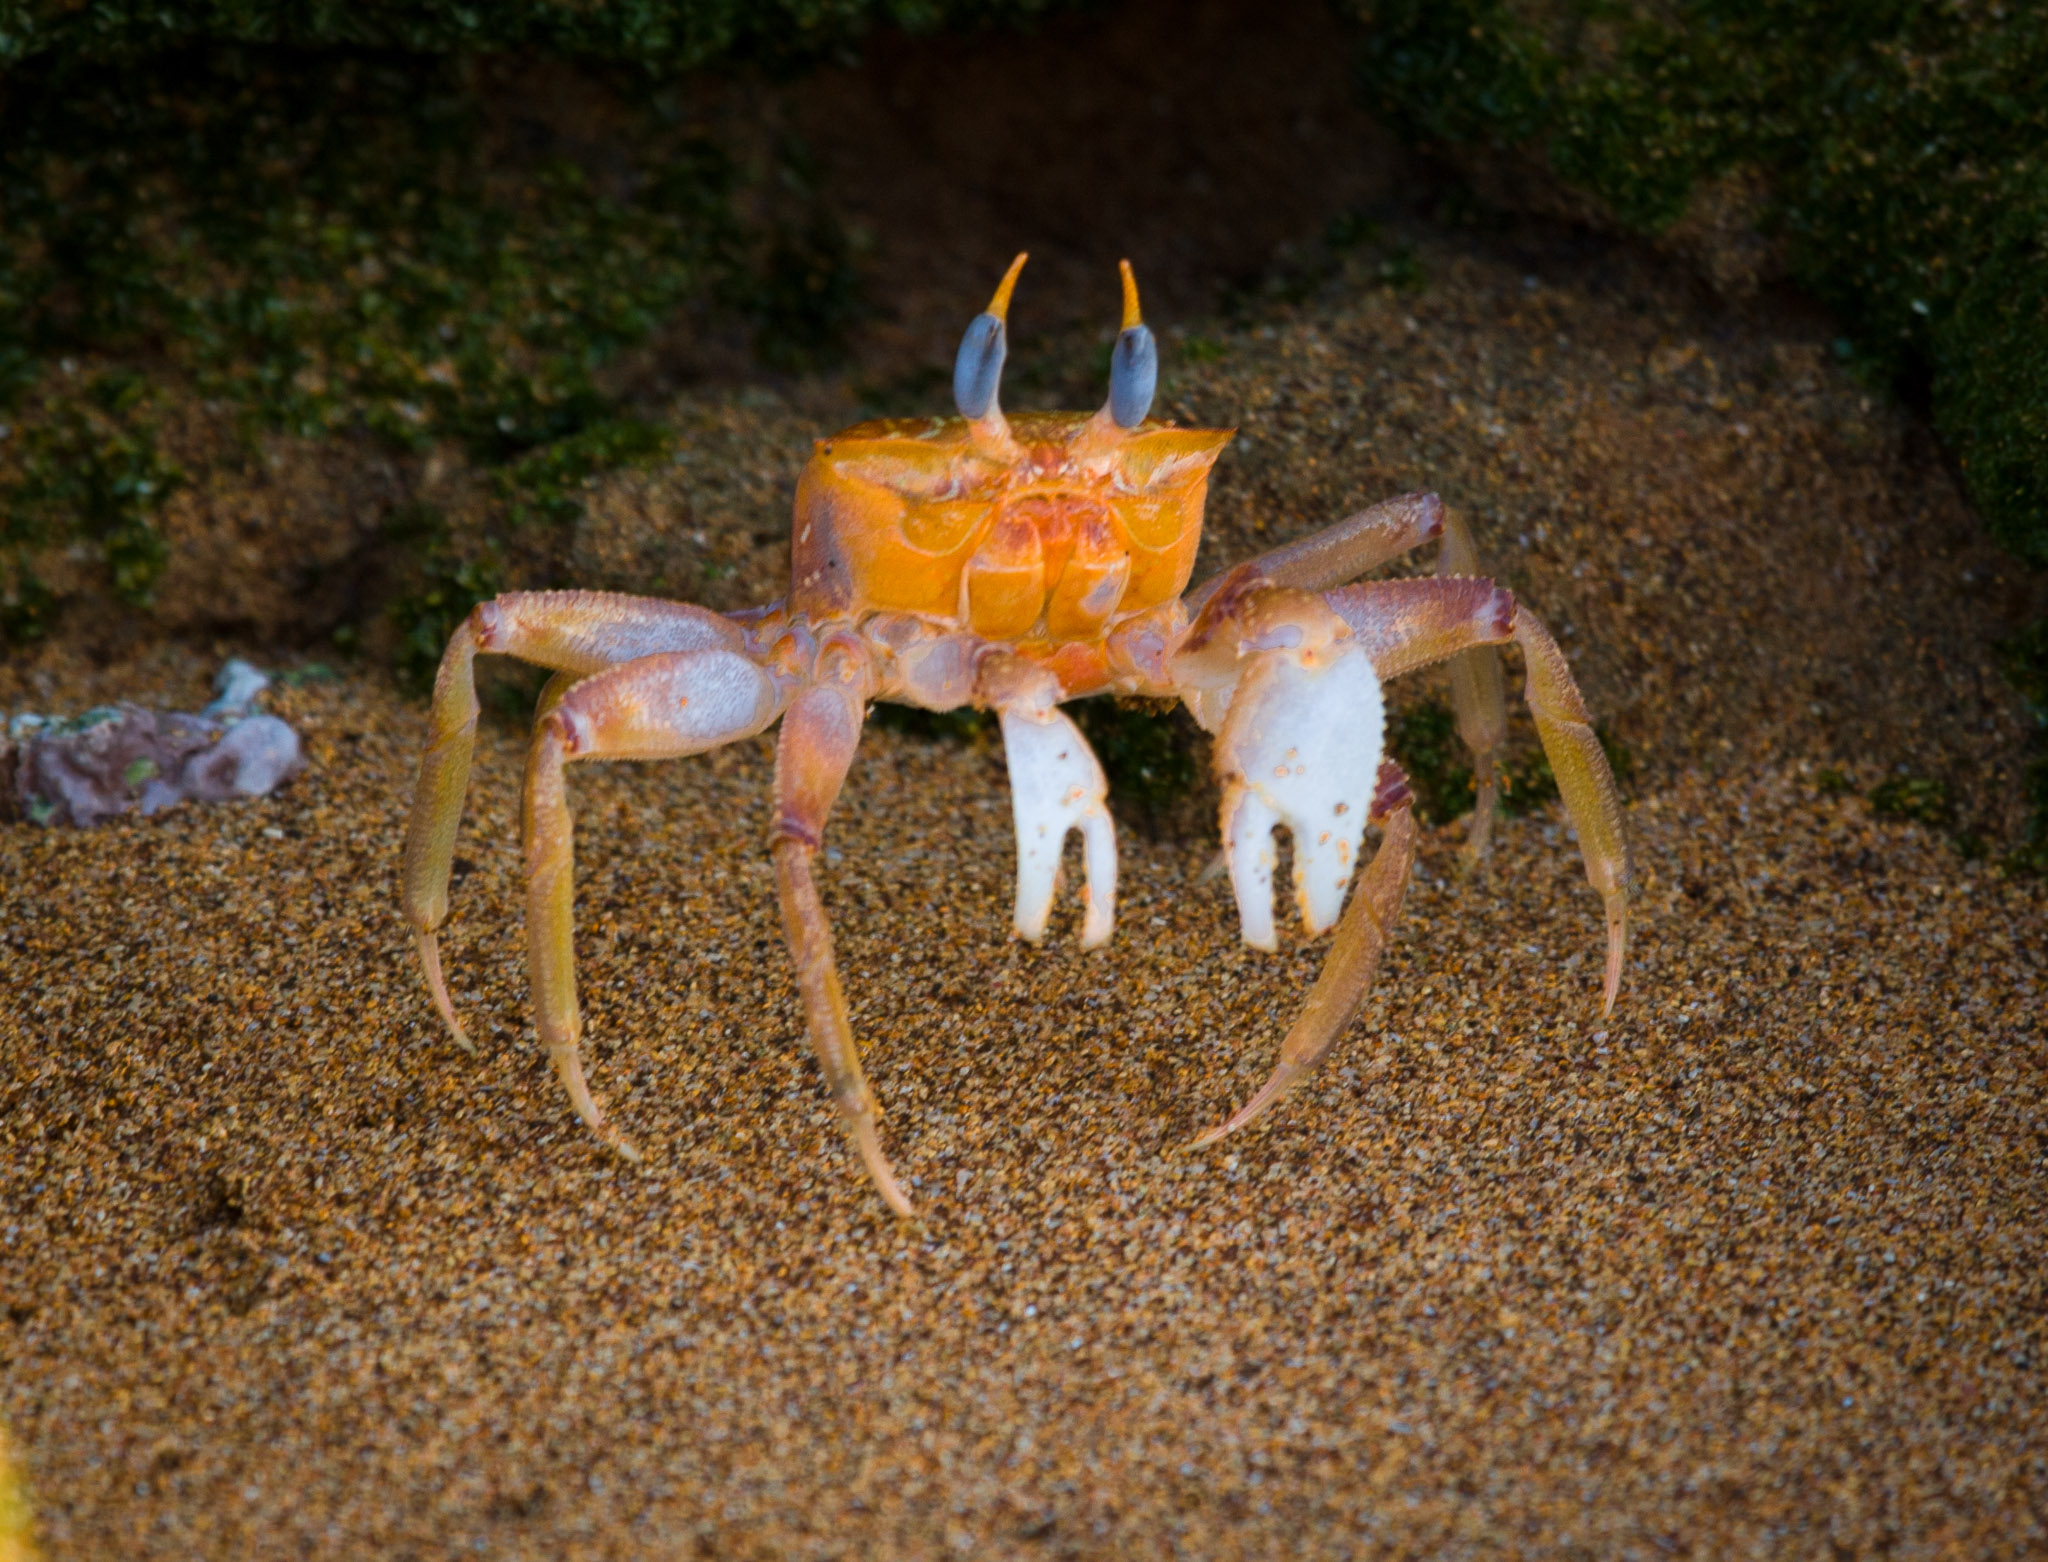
xmin=789 ymin=410 xmax=1234 ymax=635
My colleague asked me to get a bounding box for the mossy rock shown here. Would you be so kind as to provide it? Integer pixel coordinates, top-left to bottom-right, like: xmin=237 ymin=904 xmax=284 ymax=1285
xmin=1351 ymin=0 xmax=2048 ymax=567
xmin=0 ymin=45 xmax=851 ymax=644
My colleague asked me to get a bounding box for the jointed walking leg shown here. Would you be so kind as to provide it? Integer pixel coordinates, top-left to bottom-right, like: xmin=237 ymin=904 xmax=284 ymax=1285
xmin=1194 ymin=762 xmax=1418 ymax=1146
xmin=1435 ymin=507 xmax=1508 ymax=867
xmin=402 ymin=591 xmax=744 ymax=1042
xmin=1185 ymin=492 xmax=1445 ymax=614
xmin=1513 ymin=609 xmax=1631 ymax=1012
xmin=521 ymin=648 xmax=786 ymax=1158
xmin=768 ymin=643 xmax=912 ymax=1214
xmin=1329 ymin=576 xmax=1632 ymax=1012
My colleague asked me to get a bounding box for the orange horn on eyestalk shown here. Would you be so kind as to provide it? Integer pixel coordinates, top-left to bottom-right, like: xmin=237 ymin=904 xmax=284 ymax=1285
xmin=1109 ymin=258 xmax=1156 ymax=428
xmin=988 ymin=251 xmax=1028 ymax=322
xmin=956 ymin=252 xmax=1028 ymax=423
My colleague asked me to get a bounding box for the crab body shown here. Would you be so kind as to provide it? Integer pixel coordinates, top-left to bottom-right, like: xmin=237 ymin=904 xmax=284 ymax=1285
xmin=401 ymin=256 xmax=1633 ymax=1213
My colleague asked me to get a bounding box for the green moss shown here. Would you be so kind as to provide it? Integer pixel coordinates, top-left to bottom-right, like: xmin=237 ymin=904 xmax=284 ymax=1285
xmin=1 ymin=371 xmax=183 ymax=629
xmin=0 ymin=563 xmax=58 ymax=643
xmin=1388 ymin=697 xmax=1630 ymax=823
xmin=499 ymin=417 xmax=673 ymax=530
xmin=0 ymin=52 xmax=739 ymax=446
xmin=1868 ymin=774 xmax=1956 ymax=831
xmin=387 ymin=507 xmax=504 ymax=695
xmin=0 ymin=44 xmax=866 ymax=648
xmin=1385 ymin=700 xmax=1473 ymax=826
xmin=1995 ymin=618 xmax=2048 ymax=875
xmin=1496 ymin=746 xmax=1558 ymax=819
xmin=1374 ymin=244 xmax=1428 ymax=294
xmin=1936 ymin=179 xmax=2048 ymax=565
xmin=868 ymin=703 xmax=997 ymax=743
xmin=745 ymin=185 xmax=865 ymax=372
xmin=1351 ymin=0 xmax=2048 ymax=565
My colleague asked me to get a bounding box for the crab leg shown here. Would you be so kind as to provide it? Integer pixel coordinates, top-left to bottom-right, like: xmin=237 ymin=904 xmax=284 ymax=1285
xmin=1329 ymin=577 xmax=1632 ymax=1012
xmin=769 ymin=666 xmax=914 ymax=1216
xmin=402 ymin=591 xmax=743 ymax=1043
xmin=1512 ymin=609 xmax=1631 ymax=1013
xmin=1194 ymin=762 xmax=1417 ymax=1146
xmin=1184 ymin=491 xmax=1445 ymax=616
xmin=522 ymin=649 xmax=786 ymax=1159
xmin=1181 ymin=575 xmax=1629 ymax=1148
xmin=1434 ymin=507 xmax=1509 ymax=868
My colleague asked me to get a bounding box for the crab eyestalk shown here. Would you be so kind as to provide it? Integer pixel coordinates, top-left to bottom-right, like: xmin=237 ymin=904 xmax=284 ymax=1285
xmin=1108 ymin=259 xmax=1157 ymax=429
xmin=955 ymin=252 xmax=1027 ymax=454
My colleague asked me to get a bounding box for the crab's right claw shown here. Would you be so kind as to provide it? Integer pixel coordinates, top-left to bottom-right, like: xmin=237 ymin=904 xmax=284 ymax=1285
xmin=1000 ymin=705 xmax=1118 ymax=949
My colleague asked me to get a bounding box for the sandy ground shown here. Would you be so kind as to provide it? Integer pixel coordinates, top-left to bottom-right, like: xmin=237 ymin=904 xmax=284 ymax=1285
xmin=5 ymin=8 xmax=2048 ymax=1552
xmin=2 ymin=643 xmax=2044 ymax=1559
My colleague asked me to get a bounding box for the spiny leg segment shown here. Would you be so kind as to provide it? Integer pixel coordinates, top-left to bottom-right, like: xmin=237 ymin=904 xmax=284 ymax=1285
xmin=1434 ymin=506 xmax=1509 ymax=867
xmin=401 ymin=591 xmax=744 ymax=1043
xmin=1329 ymin=575 xmax=1632 ymax=1010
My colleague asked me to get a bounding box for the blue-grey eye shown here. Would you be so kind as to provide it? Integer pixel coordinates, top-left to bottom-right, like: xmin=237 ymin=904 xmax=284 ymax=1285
xmin=953 ymin=312 xmax=1007 ymax=421
xmin=1110 ymin=323 xmax=1157 ymax=428
xmin=956 ymin=253 xmax=1028 ymax=422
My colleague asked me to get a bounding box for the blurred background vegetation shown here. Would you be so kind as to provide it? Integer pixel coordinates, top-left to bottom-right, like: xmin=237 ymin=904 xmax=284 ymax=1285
xmin=0 ymin=0 xmax=2041 ymax=860
xmin=1351 ymin=0 xmax=2048 ymax=569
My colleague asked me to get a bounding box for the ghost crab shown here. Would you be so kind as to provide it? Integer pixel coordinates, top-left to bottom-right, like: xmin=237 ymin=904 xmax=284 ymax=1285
xmin=401 ymin=255 xmax=1631 ymax=1213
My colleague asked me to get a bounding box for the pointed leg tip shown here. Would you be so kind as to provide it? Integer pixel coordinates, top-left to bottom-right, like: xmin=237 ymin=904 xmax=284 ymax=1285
xmin=418 ymin=930 xmax=475 ymax=1050
xmin=855 ymin=1119 xmax=915 ymax=1217
xmin=1191 ymin=1070 xmax=1296 ymax=1151
xmin=1601 ymin=896 xmax=1628 ymax=1015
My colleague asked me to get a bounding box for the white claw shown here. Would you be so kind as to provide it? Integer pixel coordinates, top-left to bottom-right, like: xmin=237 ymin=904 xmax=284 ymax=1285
xmin=1217 ymin=638 xmax=1385 ymax=944
xmin=1224 ymin=788 xmax=1281 ymax=951
xmin=1000 ymin=706 xmax=1118 ymax=949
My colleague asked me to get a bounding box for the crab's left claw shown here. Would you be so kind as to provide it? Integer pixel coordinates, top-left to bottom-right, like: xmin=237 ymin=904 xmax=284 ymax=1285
xmin=1177 ymin=574 xmax=1385 ymax=950
xmin=1173 ymin=573 xmax=1413 ymax=1146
